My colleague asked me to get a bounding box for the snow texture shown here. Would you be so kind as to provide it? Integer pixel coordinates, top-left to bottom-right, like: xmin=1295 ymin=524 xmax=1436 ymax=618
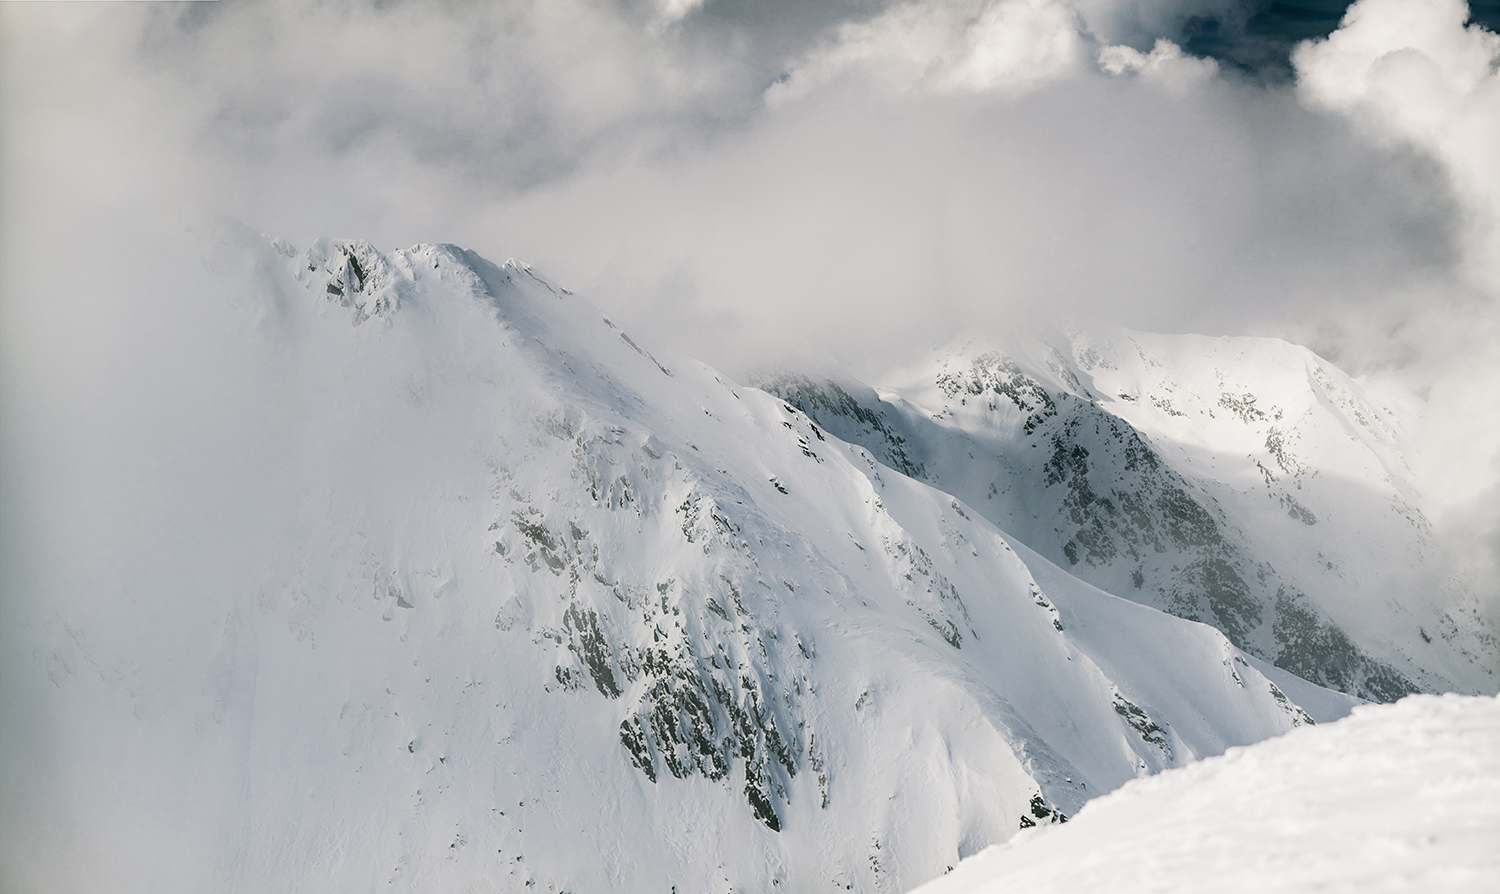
xmin=913 ymin=693 xmax=1500 ymax=894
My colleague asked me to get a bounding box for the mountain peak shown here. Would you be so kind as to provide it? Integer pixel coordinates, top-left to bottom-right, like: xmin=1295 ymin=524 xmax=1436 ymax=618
xmin=765 ymin=327 xmax=1496 ymax=700
xmin=17 ymin=229 xmax=1363 ymax=893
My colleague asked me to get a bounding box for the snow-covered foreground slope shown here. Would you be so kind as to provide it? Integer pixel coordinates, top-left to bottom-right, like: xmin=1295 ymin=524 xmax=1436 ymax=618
xmin=3 ymin=229 xmax=1353 ymax=894
xmin=913 ymin=693 xmax=1500 ymax=894
xmin=761 ymin=333 xmax=1498 ymax=700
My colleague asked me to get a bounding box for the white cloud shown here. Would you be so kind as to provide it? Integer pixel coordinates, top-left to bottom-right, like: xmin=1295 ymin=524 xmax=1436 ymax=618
xmin=1099 ymin=38 xmax=1219 ymax=91
xmin=1293 ymin=0 xmax=1500 ymax=602
xmin=766 ymin=0 xmax=1085 ymax=103
xmin=945 ymin=0 xmax=1087 ymax=91
xmin=0 ymin=0 xmax=1475 ymax=372
xmin=0 ymin=0 xmax=1492 ymax=566
xmin=1295 ymin=0 xmax=1500 ymax=290
xmin=654 ymin=0 xmax=709 ymax=25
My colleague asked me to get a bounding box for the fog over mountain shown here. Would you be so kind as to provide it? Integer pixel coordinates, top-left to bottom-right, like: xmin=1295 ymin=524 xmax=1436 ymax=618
xmin=2 ymin=1 xmax=1497 ymax=892
xmin=6 ymin=0 xmax=1498 ymax=471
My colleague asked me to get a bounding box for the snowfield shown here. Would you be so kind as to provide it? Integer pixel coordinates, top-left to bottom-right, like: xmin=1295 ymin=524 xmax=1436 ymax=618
xmin=912 ymin=693 xmax=1500 ymax=894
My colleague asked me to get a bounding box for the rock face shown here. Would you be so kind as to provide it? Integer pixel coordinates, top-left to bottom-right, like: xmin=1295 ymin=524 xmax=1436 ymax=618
xmin=760 ymin=332 xmax=1498 ymax=702
xmin=11 ymin=230 xmax=1357 ymax=894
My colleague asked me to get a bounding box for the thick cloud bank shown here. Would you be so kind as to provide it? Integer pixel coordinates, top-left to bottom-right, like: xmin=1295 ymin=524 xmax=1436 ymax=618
xmin=1293 ymin=0 xmax=1500 ymax=593
xmin=0 ymin=0 xmax=1483 ymax=362
xmin=1298 ymin=0 xmax=1500 ymax=292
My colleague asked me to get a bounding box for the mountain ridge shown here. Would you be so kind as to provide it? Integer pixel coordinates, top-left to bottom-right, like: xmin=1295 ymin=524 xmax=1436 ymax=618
xmin=758 ymin=329 xmax=1497 ymax=703
xmin=10 ymin=228 xmax=1363 ymax=894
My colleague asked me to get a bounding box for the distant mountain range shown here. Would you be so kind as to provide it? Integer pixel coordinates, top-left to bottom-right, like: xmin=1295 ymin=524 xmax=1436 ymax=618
xmin=760 ymin=328 xmax=1497 ymax=702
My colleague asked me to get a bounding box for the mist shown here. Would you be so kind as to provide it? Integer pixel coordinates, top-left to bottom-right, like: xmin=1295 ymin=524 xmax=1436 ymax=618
xmin=6 ymin=0 xmax=1496 ymax=486
xmin=0 ymin=0 xmax=1482 ymax=363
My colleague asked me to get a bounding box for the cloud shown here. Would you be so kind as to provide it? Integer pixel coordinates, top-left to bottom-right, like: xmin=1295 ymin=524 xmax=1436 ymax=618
xmin=1099 ymin=37 xmax=1219 ymax=89
xmin=1 ymin=1 xmax=1495 ymax=554
xmin=653 ymin=0 xmax=709 ymax=26
xmin=1290 ymin=0 xmax=1500 ymax=599
xmin=766 ymin=0 xmax=1086 ymax=101
xmin=0 ymin=2 xmax=1463 ymax=335
xmin=1296 ymin=0 xmax=1500 ymax=290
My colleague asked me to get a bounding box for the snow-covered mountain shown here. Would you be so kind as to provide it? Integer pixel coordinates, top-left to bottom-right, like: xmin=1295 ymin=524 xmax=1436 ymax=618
xmin=759 ymin=332 xmax=1498 ymax=701
xmin=913 ymin=692 xmax=1500 ymax=894
xmin=8 ymin=229 xmax=1357 ymax=894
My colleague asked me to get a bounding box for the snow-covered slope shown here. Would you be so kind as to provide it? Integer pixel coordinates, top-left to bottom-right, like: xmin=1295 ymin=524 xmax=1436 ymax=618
xmin=4 ymin=230 xmax=1354 ymax=894
xmin=1067 ymin=330 xmax=1496 ymax=693
xmin=912 ymin=693 xmax=1500 ymax=894
xmin=760 ymin=333 xmax=1498 ymax=700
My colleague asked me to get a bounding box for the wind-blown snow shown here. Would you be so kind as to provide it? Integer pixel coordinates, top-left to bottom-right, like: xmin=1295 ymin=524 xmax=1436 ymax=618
xmin=912 ymin=693 xmax=1500 ymax=894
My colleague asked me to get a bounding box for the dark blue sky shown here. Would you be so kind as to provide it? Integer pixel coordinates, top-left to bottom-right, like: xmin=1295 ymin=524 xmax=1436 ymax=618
xmin=1185 ymin=1 xmax=1500 ymax=78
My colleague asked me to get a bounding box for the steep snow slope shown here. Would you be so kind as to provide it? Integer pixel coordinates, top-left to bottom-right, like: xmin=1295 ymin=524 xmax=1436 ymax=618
xmin=912 ymin=693 xmax=1500 ymax=894
xmin=760 ymin=333 xmax=1497 ymax=700
xmin=4 ymin=230 xmax=1352 ymax=894
xmin=1067 ymin=330 xmax=1496 ymax=692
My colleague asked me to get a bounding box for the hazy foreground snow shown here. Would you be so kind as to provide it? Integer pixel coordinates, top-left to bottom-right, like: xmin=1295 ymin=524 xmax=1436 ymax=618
xmin=912 ymin=693 xmax=1500 ymax=894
